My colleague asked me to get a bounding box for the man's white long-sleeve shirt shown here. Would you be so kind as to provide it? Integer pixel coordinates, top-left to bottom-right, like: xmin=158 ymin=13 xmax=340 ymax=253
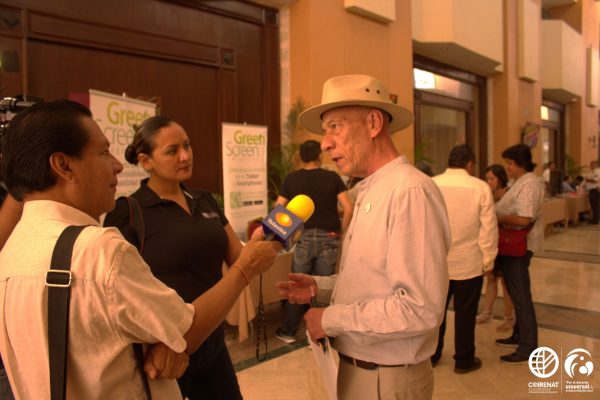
xmin=433 ymin=168 xmax=498 ymax=280
xmin=315 ymin=157 xmax=451 ymax=365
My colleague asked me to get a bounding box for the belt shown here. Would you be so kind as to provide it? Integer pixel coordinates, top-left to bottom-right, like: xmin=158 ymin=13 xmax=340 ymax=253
xmin=338 ymin=353 xmax=406 ymax=370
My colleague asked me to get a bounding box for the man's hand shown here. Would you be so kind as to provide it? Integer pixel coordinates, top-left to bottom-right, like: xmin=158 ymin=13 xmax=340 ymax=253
xmin=483 ymin=269 xmax=496 ymax=281
xmin=276 ymin=273 xmax=317 ymax=304
xmin=250 ymin=225 xmax=265 ymax=240
xmin=143 ymin=342 xmax=189 ymax=380
xmin=235 ymin=234 xmax=282 ymax=280
xmin=304 ymin=308 xmax=326 ymax=341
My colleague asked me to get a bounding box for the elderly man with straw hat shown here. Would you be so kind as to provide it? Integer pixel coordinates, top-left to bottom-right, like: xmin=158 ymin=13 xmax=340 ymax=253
xmin=277 ymin=75 xmax=451 ymax=400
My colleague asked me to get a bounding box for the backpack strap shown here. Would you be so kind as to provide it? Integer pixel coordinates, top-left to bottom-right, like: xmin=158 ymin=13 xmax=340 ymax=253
xmin=47 ymin=225 xmax=87 ymax=400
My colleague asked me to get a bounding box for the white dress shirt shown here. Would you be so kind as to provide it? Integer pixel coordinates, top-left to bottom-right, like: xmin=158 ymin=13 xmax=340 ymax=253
xmin=0 ymin=201 xmax=194 ymax=399
xmin=315 ymin=156 xmax=451 ymax=365
xmin=433 ymin=168 xmax=498 ymax=280
xmin=586 ymin=167 xmax=600 ymax=190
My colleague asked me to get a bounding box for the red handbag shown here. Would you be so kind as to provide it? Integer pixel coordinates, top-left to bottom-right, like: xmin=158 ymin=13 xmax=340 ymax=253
xmin=498 ymin=224 xmax=534 ymax=257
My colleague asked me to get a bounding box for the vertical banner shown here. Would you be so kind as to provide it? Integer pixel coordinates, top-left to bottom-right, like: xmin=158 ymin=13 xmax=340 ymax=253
xmin=222 ymin=123 xmax=268 ymax=240
xmin=89 ymin=90 xmax=156 ymax=198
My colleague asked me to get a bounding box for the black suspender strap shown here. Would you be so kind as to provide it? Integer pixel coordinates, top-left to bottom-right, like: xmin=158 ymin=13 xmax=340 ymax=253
xmin=46 ymin=225 xmax=87 ymax=400
xmin=124 ymin=196 xmax=152 ymax=400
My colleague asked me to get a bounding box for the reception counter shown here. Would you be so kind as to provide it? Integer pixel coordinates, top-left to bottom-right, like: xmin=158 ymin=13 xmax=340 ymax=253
xmin=542 ymin=197 xmax=568 ymax=230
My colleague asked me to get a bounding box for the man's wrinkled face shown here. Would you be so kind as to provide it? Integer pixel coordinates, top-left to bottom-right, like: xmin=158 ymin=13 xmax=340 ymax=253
xmin=320 ymin=107 xmax=372 ymax=177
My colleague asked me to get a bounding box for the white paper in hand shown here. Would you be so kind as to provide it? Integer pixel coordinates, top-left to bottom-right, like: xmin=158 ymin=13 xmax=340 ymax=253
xmin=307 ymin=331 xmax=338 ymax=400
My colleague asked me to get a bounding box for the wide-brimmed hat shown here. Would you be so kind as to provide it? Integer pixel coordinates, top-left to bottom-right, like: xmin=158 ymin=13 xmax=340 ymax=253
xmin=298 ymin=74 xmax=414 ymax=134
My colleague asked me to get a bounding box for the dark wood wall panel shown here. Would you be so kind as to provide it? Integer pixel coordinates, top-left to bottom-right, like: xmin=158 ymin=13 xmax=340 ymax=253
xmin=28 ymin=12 xmax=220 ymax=65
xmin=0 ymin=36 xmax=22 ymax=95
xmin=221 ymin=69 xmax=239 ymax=122
xmin=0 ymin=0 xmax=280 ymax=194
xmin=27 ymin=40 xmax=222 ymax=190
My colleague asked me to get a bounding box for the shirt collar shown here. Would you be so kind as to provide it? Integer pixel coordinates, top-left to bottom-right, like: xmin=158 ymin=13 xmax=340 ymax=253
xmin=441 ymin=168 xmax=470 ymax=177
xmin=133 ymin=178 xmax=195 ymax=207
xmin=22 ymin=200 xmax=100 ymax=226
xmin=358 ymin=156 xmax=408 ymax=191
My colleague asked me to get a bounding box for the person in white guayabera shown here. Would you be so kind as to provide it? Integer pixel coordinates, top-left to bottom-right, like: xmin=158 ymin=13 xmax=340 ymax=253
xmin=430 ymin=144 xmax=498 ymax=374
xmin=585 ymin=160 xmax=600 ymax=224
xmin=277 ymin=75 xmax=451 ymax=400
xmin=0 ymin=100 xmax=280 ymax=399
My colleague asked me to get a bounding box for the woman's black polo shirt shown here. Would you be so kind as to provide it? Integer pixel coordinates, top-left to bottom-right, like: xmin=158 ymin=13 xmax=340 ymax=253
xmin=104 ymin=179 xmax=229 ymax=303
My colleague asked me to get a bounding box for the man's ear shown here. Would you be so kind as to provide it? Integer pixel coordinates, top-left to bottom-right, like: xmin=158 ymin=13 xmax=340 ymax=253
xmin=366 ymin=109 xmax=385 ymax=139
xmin=48 ymin=153 xmax=73 ymax=182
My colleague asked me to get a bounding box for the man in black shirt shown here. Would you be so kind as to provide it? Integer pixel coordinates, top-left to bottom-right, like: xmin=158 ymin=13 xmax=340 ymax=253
xmin=275 ymin=140 xmax=353 ymax=344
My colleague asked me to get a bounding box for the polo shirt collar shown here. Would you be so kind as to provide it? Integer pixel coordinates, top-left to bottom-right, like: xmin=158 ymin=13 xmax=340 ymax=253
xmin=133 ymin=178 xmax=196 ymax=208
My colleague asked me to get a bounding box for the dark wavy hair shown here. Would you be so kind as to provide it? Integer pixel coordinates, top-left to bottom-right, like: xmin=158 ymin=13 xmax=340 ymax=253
xmin=485 ymin=164 xmax=508 ymax=189
xmin=501 ymin=144 xmax=536 ymax=172
xmin=2 ymin=100 xmax=91 ymax=201
xmin=125 ymin=116 xmax=174 ymax=165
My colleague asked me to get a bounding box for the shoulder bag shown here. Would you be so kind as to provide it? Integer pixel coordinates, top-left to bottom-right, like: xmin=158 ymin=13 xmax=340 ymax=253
xmin=498 ymin=223 xmax=534 ymax=257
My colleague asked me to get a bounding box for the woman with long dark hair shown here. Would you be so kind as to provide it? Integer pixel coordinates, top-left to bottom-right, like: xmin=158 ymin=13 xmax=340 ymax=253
xmin=476 ymin=164 xmax=515 ymax=332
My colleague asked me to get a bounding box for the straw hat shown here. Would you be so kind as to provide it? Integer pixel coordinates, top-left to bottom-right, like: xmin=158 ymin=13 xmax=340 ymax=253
xmin=298 ymin=74 xmax=414 ymax=134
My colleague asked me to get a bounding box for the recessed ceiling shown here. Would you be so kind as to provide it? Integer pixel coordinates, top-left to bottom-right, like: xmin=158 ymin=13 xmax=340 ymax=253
xmin=542 ymin=0 xmax=577 ymax=10
xmin=413 ymin=41 xmax=502 ymax=76
xmin=249 ymin=0 xmax=296 ymax=9
xmin=542 ymin=88 xmax=580 ymax=104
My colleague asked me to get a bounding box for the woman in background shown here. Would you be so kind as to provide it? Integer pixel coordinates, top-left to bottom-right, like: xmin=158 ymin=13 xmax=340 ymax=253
xmin=104 ymin=116 xmax=244 ymax=399
xmin=476 ymin=164 xmax=515 ymax=332
xmin=494 ymin=144 xmax=544 ymax=364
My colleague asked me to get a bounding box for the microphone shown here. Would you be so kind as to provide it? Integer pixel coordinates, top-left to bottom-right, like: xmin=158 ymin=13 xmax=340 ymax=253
xmin=262 ymin=194 xmax=315 ymax=250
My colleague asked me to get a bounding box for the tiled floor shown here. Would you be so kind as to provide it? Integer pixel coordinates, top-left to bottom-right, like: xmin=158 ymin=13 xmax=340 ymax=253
xmin=226 ymin=222 xmax=600 ymax=399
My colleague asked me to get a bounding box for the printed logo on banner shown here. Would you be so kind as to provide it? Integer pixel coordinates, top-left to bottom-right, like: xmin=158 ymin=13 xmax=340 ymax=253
xmin=526 ymin=346 xmax=595 ymax=394
xmin=221 ymin=123 xmax=268 ymax=239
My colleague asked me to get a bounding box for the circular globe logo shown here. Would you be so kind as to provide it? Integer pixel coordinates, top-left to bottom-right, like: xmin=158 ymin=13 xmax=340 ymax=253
xmin=529 ymin=347 xmax=559 ymax=378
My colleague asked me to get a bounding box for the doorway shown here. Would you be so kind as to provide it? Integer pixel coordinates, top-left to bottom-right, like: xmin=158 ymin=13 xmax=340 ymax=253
xmin=414 ymin=94 xmax=472 ymax=176
xmin=413 ymin=58 xmax=486 ymax=176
